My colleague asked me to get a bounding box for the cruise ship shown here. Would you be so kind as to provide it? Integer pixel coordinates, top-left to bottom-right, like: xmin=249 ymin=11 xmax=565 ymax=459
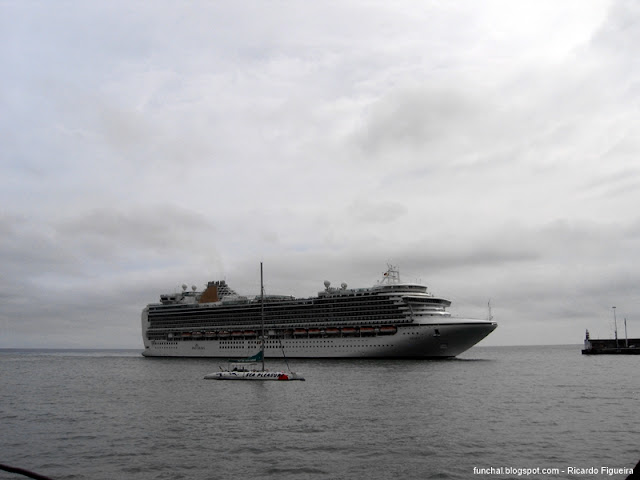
xmin=141 ymin=265 xmax=497 ymax=358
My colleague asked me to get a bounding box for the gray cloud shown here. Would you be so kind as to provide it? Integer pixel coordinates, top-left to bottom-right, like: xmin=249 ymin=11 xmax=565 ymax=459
xmin=2 ymin=0 xmax=639 ymax=348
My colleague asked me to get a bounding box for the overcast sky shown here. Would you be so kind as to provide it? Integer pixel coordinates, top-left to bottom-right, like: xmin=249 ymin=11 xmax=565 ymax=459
xmin=2 ymin=0 xmax=639 ymax=349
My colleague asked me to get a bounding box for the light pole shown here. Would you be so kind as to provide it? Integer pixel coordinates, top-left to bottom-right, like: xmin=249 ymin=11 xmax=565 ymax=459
xmin=613 ymin=306 xmax=618 ymax=348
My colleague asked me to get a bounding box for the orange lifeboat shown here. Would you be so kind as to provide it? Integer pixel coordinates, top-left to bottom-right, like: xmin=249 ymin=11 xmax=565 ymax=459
xmin=218 ymin=331 xmax=231 ymax=339
xmin=341 ymin=327 xmax=357 ymax=336
xmin=243 ymin=330 xmax=257 ymax=338
xmin=308 ymin=328 xmax=321 ymax=336
xmin=379 ymin=325 xmax=397 ymax=335
xmin=293 ymin=328 xmax=307 ymax=336
xmin=359 ymin=326 xmax=375 ymax=336
xmin=325 ymin=328 xmax=339 ymax=336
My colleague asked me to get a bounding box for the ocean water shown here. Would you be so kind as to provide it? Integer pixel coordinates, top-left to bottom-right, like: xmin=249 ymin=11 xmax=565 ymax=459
xmin=1 ymin=346 xmax=637 ymax=480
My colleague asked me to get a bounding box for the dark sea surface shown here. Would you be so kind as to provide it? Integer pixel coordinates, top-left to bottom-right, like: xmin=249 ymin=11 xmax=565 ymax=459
xmin=1 ymin=345 xmax=638 ymax=480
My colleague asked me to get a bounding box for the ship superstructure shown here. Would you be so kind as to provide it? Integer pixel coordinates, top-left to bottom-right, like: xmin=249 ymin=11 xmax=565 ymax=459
xmin=141 ymin=265 xmax=497 ymax=358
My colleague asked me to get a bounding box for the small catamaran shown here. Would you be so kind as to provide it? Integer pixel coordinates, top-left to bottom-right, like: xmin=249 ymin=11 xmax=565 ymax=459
xmin=203 ymin=263 xmax=305 ymax=381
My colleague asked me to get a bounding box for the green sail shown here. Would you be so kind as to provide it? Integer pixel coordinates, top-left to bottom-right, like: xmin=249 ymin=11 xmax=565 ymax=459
xmin=229 ymin=349 xmax=264 ymax=363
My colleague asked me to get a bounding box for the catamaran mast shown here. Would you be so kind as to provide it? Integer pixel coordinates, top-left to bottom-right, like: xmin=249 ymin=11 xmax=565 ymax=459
xmin=260 ymin=262 xmax=265 ymax=372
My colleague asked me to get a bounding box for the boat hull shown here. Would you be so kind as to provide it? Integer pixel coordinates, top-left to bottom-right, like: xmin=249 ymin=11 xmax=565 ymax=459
xmin=203 ymin=371 xmax=305 ymax=381
xmin=143 ymin=320 xmax=497 ymax=359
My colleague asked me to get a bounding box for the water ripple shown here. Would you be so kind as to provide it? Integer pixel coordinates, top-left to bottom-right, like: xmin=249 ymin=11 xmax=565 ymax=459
xmin=1 ymin=347 xmax=639 ymax=480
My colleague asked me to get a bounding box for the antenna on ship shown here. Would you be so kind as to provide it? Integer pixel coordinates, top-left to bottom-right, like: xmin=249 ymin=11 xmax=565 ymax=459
xmin=261 ymin=262 xmax=265 ymax=372
xmin=381 ymin=263 xmax=400 ymax=284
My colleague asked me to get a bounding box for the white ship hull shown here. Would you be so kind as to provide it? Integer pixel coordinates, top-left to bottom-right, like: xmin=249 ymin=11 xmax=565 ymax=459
xmin=142 ymin=320 xmax=496 ymax=359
